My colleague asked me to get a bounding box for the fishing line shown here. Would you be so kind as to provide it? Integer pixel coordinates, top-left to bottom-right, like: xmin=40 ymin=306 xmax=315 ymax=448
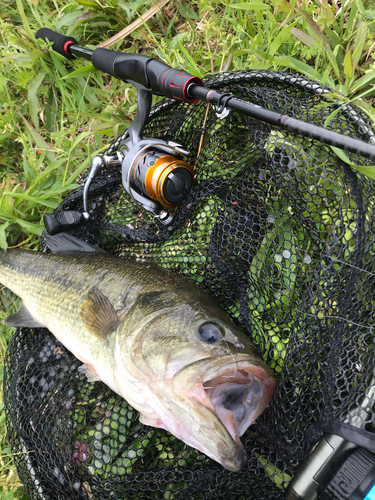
xmin=303 ymin=312 xmax=374 ymax=331
xmin=321 ymin=254 xmax=375 ymax=278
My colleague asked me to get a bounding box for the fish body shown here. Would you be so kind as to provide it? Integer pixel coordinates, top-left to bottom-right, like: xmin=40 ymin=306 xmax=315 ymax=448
xmin=0 ymin=236 xmax=276 ymax=471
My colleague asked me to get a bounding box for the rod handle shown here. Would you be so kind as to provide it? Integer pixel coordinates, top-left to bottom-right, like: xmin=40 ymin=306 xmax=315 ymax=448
xmin=35 ymin=28 xmax=78 ymax=59
xmin=44 ymin=211 xmax=88 ymax=235
xmin=91 ymin=50 xmax=202 ymax=102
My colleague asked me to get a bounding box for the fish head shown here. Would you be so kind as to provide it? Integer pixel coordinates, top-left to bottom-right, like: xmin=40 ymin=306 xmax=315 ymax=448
xmin=114 ymin=288 xmax=277 ymax=471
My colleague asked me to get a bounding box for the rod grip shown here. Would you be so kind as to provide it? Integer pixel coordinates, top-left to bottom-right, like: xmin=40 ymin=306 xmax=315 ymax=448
xmin=44 ymin=211 xmax=88 ymax=235
xmin=91 ymin=48 xmax=121 ymax=78
xmin=91 ymin=51 xmax=203 ymax=103
xmin=36 ymin=28 xmax=78 ymax=59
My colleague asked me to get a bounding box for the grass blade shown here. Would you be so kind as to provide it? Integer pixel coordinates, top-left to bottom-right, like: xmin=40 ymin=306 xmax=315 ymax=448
xmin=3 ymin=193 xmax=59 ymax=209
xmin=28 ymin=72 xmax=46 ymax=130
xmin=60 ymin=64 xmax=99 ymax=80
xmin=18 ymin=113 xmax=56 ymax=163
xmin=350 ymin=68 xmax=375 ymax=94
xmin=231 ymin=2 xmax=271 ymax=11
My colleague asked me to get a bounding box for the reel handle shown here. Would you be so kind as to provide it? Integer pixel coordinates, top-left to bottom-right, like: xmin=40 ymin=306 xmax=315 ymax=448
xmin=44 ymin=211 xmax=89 ymax=236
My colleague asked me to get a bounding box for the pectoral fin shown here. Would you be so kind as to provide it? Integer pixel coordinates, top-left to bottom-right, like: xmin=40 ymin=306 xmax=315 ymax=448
xmin=139 ymin=412 xmax=166 ymax=429
xmin=81 ymin=287 xmax=120 ymax=340
xmin=5 ymin=306 xmax=44 ymax=328
xmin=78 ymin=363 xmax=101 ymax=382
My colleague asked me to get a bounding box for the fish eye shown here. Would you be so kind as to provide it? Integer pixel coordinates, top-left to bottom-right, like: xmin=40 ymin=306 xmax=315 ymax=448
xmin=198 ymin=323 xmax=222 ymax=343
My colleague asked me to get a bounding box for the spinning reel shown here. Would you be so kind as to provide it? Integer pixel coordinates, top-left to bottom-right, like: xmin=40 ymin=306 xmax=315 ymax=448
xmin=38 ymin=29 xmax=202 ymax=235
xmin=37 ymin=28 xmax=375 ymax=236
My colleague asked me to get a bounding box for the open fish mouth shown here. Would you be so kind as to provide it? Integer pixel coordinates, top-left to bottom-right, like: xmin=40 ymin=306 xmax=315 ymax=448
xmin=182 ymin=357 xmax=277 ymax=447
xmin=202 ymin=369 xmax=263 ymax=443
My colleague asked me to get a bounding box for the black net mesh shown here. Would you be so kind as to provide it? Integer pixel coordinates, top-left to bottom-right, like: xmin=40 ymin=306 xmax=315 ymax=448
xmin=4 ymin=69 xmax=375 ymax=500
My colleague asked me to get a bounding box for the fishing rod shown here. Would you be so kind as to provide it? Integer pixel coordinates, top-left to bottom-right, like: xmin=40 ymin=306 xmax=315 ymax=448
xmin=35 ymin=28 xmax=375 ymax=235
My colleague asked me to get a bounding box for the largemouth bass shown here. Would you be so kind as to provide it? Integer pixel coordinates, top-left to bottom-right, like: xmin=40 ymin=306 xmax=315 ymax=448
xmin=0 ymin=234 xmax=276 ymax=471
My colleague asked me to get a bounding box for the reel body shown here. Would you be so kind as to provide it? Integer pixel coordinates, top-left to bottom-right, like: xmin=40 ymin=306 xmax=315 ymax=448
xmin=120 ymin=137 xmax=194 ymax=221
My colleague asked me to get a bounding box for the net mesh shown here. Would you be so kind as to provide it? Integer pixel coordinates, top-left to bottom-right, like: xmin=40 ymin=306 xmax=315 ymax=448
xmin=4 ymin=69 xmax=375 ymax=500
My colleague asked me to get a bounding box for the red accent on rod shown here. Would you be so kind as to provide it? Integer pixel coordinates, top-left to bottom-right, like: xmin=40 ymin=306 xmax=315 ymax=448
xmin=160 ymin=68 xmax=173 ymax=91
xmin=183 ymin=77 xmax=202 ymax=103
xmin=63 ymin=40 xmax=75 ymax=55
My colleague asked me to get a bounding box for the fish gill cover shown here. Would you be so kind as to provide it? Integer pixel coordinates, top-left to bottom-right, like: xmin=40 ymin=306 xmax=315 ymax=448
xmin=4 ymin=69 xmax=375 ymax=499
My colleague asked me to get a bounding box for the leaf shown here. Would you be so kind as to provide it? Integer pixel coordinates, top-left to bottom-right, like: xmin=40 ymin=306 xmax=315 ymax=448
xmin=290 ymin=27 xmax=315 ymax=47
xmin=274 ymin=56 xmax=320 ymax=80
xmin=330 ymin=147 xmax=375 ymax=180
xmin=3 ymin=192 xmax=59 ymax=209
xmin=75 ymin=77 xmax=100 ymax=106
xmin=324 ymin=44 xmax=342 ymax=82
xmin=343 ymin=49 xmax=353 ymax=79
xmin=298 ymin=8 xmax=325 ymax=42
xmin=231 ymin=2 xmax=271 ymax=10
xmin=38 ymin=184 xmax=80 ymax=198
xmin=176 ymin=3 xmax=200 ymax=20
xmin=65 ymin=156 xmax=95 ymax=184
xmin=350 ymin=68 xmax=375 ymax=94
xmin=298 ymin=8 xmax=341 ymax=81
xmin=222 ymin=53 xmax=233 ymax=72
xmin=18 ymin=113 xmax=56 ymax=163
xmin=353 ymin=0 xmax=366 ymax=16
xmin=15 ymin=218 xmax=44 ymax=235
xmin=352 ymin=21 xmax=367 ymax=70
xmin=46 ymin=87 xmax=57 ymax=132
xmin=16 ymin=0 xmax=34 ymax=40
xmin=233 ymin=48 xmax=272 ymax=60
xmin=56 ymin=11 xmax=84 ymax=31
xmin=354 ymin=86 xmax=375 ymax=101
xmin=71 ymin=131 xmax=96 ymax=150
xmin=60 ymin=64 xmax=99 ymax=80
xmin=269 ymin=23 xmax=298 ymax=57
xmin=178 ymin=43 xmax=204 ymax=79
xmin=77 ymin=0 xmax=100 ymax=7
xmin=98 ymin=0 xmax=170 ymax=48
xmin=0 ymin=177 xmax=14 ymax=217
xmin=0 ymin=222 xmax=9 ymax=250
xmin=28 ymin=71 xmax=46 ymax=130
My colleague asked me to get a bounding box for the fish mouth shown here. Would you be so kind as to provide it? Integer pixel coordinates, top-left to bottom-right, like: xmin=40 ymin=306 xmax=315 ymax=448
xmin=202 ymin=368 xmax=263 ymax=443
xmin=171 ymin=356 xmax=276 ymax=471
xmin=186 ymin=358 xmax=276 ymax=447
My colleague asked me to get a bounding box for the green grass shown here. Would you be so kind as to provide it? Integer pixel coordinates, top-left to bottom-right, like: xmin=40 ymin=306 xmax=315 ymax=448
xmin=1 ymin=0 xmax=375 ymax=497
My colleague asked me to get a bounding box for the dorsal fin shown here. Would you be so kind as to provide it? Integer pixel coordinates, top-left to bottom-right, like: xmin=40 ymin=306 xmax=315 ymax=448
xmin=81 ymin=287 xmax=120 ymax=340
xmin=44 ymin=233 xmax=106 ymax=254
